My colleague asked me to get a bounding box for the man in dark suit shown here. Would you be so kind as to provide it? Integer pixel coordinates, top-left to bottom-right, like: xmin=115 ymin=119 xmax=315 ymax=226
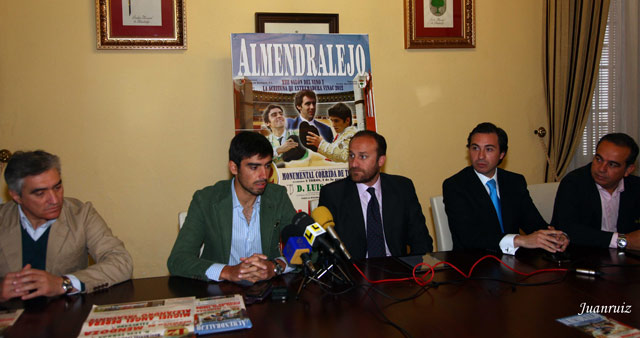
xmin=443 ymin=122 xmax=568 ymax=253
xmin=286 ymin=89 xmax=334 ymax=143
xmin=552 ymin=133 xmax=640 ymax=249
xmin=318 ymin=131 xmax=433 ymax=259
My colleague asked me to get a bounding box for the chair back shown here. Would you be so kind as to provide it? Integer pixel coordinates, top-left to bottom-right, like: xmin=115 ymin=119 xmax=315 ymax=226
xmin=430 ymin=196 xmax=452 ymax=251
xmin=527 ymin=182 xmax=560 ymax=223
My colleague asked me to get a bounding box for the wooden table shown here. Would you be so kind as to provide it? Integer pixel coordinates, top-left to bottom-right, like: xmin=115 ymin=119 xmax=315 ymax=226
xmin=2 ymin=247 xmax=639 ymax=338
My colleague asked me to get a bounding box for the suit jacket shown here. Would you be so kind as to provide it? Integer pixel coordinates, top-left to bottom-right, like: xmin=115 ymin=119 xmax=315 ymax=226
xmin=0 ymin=198 xmax=133 ymax=293
xmin=167 ymin=179 xmax=296 ymax=280
xmin=286 ymin=116 xmax=334 ymax=143
xmin=318 ymin=173 xmax=433 ymax=259
xmin=443 ymin=166 xmax=547 ymax=251
xmin=551 ymin=163 xmax=640 ymax=247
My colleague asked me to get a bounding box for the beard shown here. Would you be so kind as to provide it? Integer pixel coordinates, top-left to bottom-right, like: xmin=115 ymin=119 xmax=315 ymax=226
xmin=349 ymin=166 xmax=379 ymax=185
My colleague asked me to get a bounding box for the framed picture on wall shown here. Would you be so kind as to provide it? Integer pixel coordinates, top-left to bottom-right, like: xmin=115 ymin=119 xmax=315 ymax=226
xmin=95 ymin=0 xmax=187 ymax=49
xmin=404 ymin=0 xmax=475 ymax=49
xmin=255 ymin=13 xmax=339 ymax=34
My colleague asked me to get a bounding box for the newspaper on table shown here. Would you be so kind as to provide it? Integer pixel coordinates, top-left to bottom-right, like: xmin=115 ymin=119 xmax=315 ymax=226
xmin=0 ymin=308 xmax=23 ymax=334
xmin=557 ymin=313 xmax=640 ymax=337
xmin=78 ymin=296 xmax=195 ymax=337
xmin=195 ymin=294 xmax=252 ymax=335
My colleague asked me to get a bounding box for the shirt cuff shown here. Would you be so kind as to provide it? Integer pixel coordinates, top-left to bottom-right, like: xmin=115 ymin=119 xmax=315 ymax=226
xmin=65 ymin=274 xmax=83 ymax=294
xmin=609 ymin=232 xmax=619 ymax=249
xmin=205 ymin=263 xmax=226 ymax=282
xmin=499 ymin=234 xmax=519 ymax=255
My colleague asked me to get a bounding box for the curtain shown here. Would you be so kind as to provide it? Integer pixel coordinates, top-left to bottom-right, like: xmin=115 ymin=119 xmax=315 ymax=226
xmin=569 ymin=0 xmax=640 ymax=175
xmin=544 ymin=0 xmax=610 ymax=181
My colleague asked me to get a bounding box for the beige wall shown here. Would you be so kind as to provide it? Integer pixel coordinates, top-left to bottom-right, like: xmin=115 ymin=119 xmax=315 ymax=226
xmin=0 ymin=1 xmax=549 ymax=277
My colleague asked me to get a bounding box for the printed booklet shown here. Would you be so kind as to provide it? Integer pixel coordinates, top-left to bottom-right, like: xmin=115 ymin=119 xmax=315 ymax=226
xmin=195 ymin=294 xmax=252 ymax=335
xmin=78 ymin=296 xmax=195 ymax=337
xmin=557 ymin=313 xmax=640 ymax=337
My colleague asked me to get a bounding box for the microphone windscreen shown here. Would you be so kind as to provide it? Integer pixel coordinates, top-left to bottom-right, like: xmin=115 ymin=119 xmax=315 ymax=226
xmin=283 ymin=237 xmax=312 ymax=265
xmin=280 ymin=223 xmax=302 ymax=244
xmin=311 ymin=206 xmax=335 ymax=229
xmin=292 ymin=211 xmax=315 ymax=227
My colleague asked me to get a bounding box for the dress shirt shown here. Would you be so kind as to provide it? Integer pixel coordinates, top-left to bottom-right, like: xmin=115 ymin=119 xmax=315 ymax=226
xmin=18 ymin=206 xmax=82 ymax=293
xmin=355 ymin=177 xmax=391 ymax=257
xmin=206 ymin=179 xmax=288 ymax=281
xmin=596 ymin=180 xmax=625 ymax=248
xmin=473 ymin=170 xmax=518 ymax=254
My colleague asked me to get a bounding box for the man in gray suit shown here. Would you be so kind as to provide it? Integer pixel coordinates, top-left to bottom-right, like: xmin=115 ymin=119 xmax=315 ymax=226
xmin=0 ymin=151 xmax=132 ymax=301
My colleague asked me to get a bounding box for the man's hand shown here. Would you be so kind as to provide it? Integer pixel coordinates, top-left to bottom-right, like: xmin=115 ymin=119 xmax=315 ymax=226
xmin=5 ymin=264 xmax=66 ymax=300
xmin=514 ymin=228 xmax=568 ymax=253
xmin=0 ymin=266 xmax=32 ymax=302
xmin=220 ymin=254 xmax=277 ymax=283
xmin=305 ymin=132 xmax=322 ymax=148
xmin=548 ymin=226 xmax=569 ymax=252
xmin=625 ymin=229 xmax=640 ymax=250
xmin=276 ymin=139 xmax=298 ymax=154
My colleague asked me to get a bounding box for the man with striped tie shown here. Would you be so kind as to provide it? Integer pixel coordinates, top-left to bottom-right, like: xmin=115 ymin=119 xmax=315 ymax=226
xmin=443 ymin=122 xmax=569 ymax=254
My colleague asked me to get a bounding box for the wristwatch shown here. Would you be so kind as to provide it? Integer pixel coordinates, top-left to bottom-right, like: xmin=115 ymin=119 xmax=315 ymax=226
xmin=61 ymin=276 xmax=73 ymax=294
xmin=617 ymin=234 xmax=628 ymax=249
xmin=272 ymin=259 xmax=284 ymax=276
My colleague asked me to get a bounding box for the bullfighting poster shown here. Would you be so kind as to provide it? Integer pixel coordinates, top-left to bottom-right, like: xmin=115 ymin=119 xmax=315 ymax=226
xmin=231 ymin=33 xmax=376 ymax=212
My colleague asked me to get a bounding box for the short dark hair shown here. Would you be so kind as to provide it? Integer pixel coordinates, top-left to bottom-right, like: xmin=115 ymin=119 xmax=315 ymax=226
xmin=4 ymin=150 xmax=61 ymax=195
xmin=293 ymin=90 xmax=316 ymax=112
xmin=262 ymin=104 xmax=284 ymax=126
xmin=351 ymin=130 xmax=387 ymax=158
xmin=597 ymin=133 xmax=639 ymax=166
xmin=229 ymin=132 xmax=273 ymax=166
xmin=466 ymin=122 xmax=509 ymax=154
xmin=328 ymin=103 xmax=352 ymax=126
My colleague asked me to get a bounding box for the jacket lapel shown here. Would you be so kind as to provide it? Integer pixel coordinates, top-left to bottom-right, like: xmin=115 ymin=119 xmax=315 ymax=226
xmin=466 ymin=167 xmax=502 ymax=231
xmin=213 ymin=185 xmax=233 ymax=264
xmin=380 ymin=174 xmax=400 ymax=255
xmin=46 ymin=202 xmax=71 ymax=273
xmin=0 ymin=203 xmax=23 ymax=272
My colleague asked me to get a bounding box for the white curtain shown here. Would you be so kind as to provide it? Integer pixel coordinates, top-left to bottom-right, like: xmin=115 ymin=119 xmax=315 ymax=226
xmin=570 ymin=0 xmax=640 ymax=174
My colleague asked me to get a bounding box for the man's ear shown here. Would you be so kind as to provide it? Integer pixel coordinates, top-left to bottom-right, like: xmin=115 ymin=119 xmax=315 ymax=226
xmin=624 ymin=163 xmax=636 ymax=177
xmin=499 ymin=152 xmax=506 ymax=161
xmin=8 ymin=190 xmax=21 ymax=204
xmin=229 ymin=161 xmax=238 ymax=176
xmin=377 ymin=154 xmax=386 ymax=168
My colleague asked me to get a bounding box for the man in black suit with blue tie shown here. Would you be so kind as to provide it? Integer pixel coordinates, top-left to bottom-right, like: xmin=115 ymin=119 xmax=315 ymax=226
xmin=442 ymin=122 xmax=568 ymax=254
xmin=319 ymin=131 xmax=433 ymax=259
xmin=286 ymin=89 xmax=334 ymax=144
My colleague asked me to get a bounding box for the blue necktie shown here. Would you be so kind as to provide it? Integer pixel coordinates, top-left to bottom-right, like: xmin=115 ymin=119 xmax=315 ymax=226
xmin=487 ymin=179 xmax=504 ymax=233
xmin=366 ymin=187 xmax=385 ymax=258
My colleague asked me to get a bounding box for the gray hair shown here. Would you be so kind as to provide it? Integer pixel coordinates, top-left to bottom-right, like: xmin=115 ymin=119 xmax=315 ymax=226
xmin=4 ymin=150 xmax=61 ymax=195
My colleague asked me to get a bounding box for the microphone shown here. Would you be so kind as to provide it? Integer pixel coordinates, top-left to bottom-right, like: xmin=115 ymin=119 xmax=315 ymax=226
xmin=311 ymin=206 xmax=352 ymax=260
xmin=291 ymin=212 xmax=338 ymax=256
xmin=283 ymin=236 xmax=317 ymax=274
xmin=283 ymin=237 xmax=312 ymax=265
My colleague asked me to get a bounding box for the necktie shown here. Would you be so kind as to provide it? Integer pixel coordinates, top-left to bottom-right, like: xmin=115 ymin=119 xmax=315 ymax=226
xmin=366 ymin=187 xmax=385 ymax=257
xmin=487 ymin=179 xmax=504 ymax=233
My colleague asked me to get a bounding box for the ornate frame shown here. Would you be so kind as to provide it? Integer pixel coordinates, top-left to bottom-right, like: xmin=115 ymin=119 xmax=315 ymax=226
xmin=96 ymin=0 xmax=187 ymax=50
xmin=404 ymin=0 xmax=475 ymax=49
xmin=255 ymin=12 xmax=339 ymax=34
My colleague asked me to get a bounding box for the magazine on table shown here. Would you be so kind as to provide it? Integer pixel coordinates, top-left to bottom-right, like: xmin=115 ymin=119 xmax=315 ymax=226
xmin=0 ymin=308 xmax=23 ymax=334
xmin=557 ymin=313 xmax=640 ymax=337
xmin=195 ymin=294 xmax=252 ymax=335
xmin=78 ymin=296 xmax=195 ymax=337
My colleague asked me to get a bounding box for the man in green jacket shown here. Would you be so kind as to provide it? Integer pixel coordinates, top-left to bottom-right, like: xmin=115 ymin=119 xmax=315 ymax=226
xmin=167 ymin=132 xmax=296 ymax=283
